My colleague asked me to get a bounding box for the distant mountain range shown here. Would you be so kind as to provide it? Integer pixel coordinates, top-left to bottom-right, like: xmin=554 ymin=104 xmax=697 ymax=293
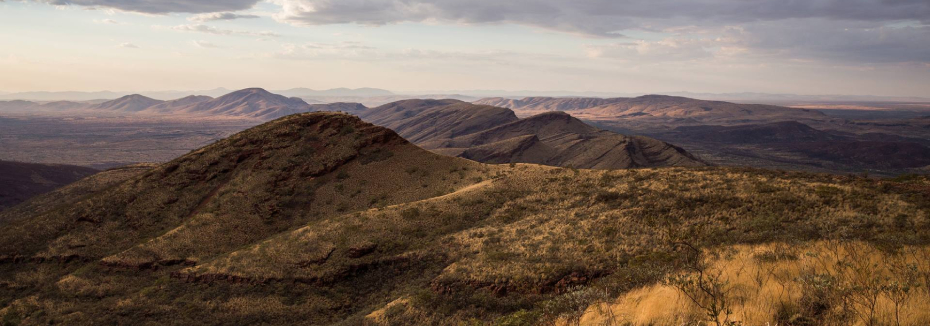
xmin=0 ymin=88 xmax=315 ymax=120
xmin=0 ymin=88 xmax=396 ymax=102
xmin=475 ymin=95 xmax=828 ymax=124
xmin=4 ymin=88 xmax=927 ymax=104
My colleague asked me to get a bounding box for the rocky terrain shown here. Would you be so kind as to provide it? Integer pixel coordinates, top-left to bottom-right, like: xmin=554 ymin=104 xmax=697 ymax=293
xmin=1 ymin=112 xmax=928 ymax=325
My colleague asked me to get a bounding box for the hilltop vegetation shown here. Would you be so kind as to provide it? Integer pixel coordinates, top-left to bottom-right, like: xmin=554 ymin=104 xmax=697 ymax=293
xmin=0 ymin=113 xmax=929 ymax=325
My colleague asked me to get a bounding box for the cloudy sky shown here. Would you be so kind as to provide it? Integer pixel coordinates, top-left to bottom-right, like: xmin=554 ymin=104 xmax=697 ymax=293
xmin=1 ymin=0 xmax=928 ymax=96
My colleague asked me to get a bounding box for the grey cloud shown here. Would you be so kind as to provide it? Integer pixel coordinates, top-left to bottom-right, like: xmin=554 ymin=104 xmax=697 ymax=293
xmin=267 ymin=0 xmax=930 ymax=65
xmin=41 ymin=0 xmax=260 ymax=14
xmin=270 ymin=0 xmax=930 ymax=36
xmin=188 ymin=12 xmax=260 ymax=22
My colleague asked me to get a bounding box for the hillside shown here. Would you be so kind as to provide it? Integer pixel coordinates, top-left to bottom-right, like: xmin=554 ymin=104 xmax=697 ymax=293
xmin=360 ymin=100 xmax=703 ymax=169
xmin=1 ymin=114 xmax=928 ymax=325
xmin=0 ymin=160 xmax=97 ymax=210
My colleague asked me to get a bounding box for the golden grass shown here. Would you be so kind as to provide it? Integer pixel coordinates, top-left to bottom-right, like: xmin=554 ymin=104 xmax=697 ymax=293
xmin=579 ymin=241 xmax=930 ymax=326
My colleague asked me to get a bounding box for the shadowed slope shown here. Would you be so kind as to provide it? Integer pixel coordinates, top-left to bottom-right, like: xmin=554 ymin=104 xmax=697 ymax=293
xmin=0 ymin=161 xmax=98 ymax=211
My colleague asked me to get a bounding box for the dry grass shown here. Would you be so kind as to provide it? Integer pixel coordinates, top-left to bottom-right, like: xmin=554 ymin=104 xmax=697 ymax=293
xmin=579 ymin=241 xmax=930 ymax=326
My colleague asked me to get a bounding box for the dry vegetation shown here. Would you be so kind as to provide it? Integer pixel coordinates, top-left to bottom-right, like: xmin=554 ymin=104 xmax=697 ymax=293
xmin=1 ymin=113 xmax=929 ymax=325
xmin=576 ymin=241 xmax=930 ymax=326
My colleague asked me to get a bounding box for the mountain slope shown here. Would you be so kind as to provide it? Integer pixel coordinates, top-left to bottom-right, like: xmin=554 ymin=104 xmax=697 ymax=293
xmin=0 ymin=160 xmax=98 ymax=210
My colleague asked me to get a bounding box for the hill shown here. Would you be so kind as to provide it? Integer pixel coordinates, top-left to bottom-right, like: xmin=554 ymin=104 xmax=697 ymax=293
xmin=1 ymin=113 xmax=928 ymax=325
xmin=0 ymin=160 xmax=97 ymax=210
xmin=171 ymin=88 xmax=313 ymax=120
xmin=93 ymin=94 xmax=164 ymax=112
xmin=360 ymin=100 xmax=703 ymax=169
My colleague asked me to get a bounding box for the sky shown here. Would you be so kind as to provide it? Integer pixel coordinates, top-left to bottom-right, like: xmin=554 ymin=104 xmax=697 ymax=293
xmin=0 ymin=0 xmax=928 ymax=97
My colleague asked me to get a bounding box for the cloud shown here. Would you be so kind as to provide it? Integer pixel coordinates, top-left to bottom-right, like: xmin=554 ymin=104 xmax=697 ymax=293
xmin=268 ymin=0 xmax=930 ymax=36
xmin=262 ymin=0 xmax=930 ymax=65
xmin=191 ymin=40 xmax=223 ymax=48
xmin=40 ymin=0 xmax=261 ymax=14
xmin=586 ymin=38 xmax=715 ymax=62
xmin=93 ymin=18 xmax=123 ymax=24
xmin=161 ymin=24 xmax=280 ymax=37
xmin=119 ymin=42 xmax=139 ymax=48
xmin=188 ymin=12 xmax=260 ymax=22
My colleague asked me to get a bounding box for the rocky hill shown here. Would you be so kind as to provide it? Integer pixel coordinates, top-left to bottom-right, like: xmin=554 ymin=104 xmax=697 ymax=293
xmin=1 ymin=113 xmax=928 ymax=325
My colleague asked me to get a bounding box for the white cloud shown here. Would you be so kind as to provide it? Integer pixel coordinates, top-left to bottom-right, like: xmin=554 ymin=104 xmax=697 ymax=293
xmin=188 ymin=12 xmax=260 ymax=22
xmin=93 ymin=18 xmax=123 ymax=24
xmin=119 ymin=42 xmax=139 ymax=48
xmin=159 ymin=24 xmax=280 ymax=37
xmin=191 ymin=40 xmax=222 ymax=48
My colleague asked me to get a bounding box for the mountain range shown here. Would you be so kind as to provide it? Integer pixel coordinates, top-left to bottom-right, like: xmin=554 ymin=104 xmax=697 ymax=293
xmin=475 ymin=95 xmax=828 ymax=124
xmin=1 ymin=112 xmax=927 ymax=324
